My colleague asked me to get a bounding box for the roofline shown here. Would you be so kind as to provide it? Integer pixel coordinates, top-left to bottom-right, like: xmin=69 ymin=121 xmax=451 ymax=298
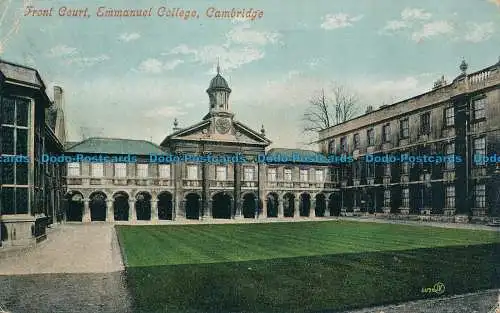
xmin=44 ymin=123 xmax=64 ymax=151
xmin=66 ymin=136 xmax=163 ymax=150
xmin=0 ymin=58 xmax=47 ymax=90
xmin=319 ymin=60 xmax=500 ymax=135
xmin=160 ymin=120 xmax=211 ymax=145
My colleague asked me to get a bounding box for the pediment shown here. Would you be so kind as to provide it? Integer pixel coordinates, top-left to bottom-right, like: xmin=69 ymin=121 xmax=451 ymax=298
xmin=162 ymin=119 xmax=271 ymax=146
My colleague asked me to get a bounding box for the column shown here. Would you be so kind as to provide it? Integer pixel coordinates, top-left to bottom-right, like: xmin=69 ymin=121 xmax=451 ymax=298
xmin=151 ymin=200 xmax=158 ymax=221
xmin=261 ymin=197 xmax=267 ymax=219
xmin=278 ymin=200 xmax=284 ymax=218
xmin=205 ymin=200 xmax=212 ymax=219
xmin=129 ymin=200 xmax=136 ymax=222
xmin=234 ymin=198 xmax=243 ymax=219
xmin=294 ymin=196 xmax=300 ymax=218
xmin=310 ymin=199 xmax=316 ymax=217
xmin=83 ymin=199 xmax=91 ymax=222
xmin=325 ymin=199 xmax=330 ymax=217
xmin=254 ymin=198 xmax=259 ymax=219
xmin=106 ymin=199 xmax=114 ymax=223
xmin=197 ymin=198 xmax=202 ymax=220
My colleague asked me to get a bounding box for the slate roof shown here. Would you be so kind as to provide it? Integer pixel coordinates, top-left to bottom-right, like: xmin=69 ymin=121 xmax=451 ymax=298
xmin=266 ymin=148 xmax=324 ymax=159
xmin=0 ymin=59 xmax=43 ymax=87
xmin=265 ymin=148 xmax=329 ymax=164
xmin=65 ymin=137 xmax=165 ymax=155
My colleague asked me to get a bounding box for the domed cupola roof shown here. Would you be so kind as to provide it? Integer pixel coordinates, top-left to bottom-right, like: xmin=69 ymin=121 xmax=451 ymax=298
xmin=207 ymin=62 xmax=231 ymax=92
xmin=209 ymin=73 xmax=230 ymax=90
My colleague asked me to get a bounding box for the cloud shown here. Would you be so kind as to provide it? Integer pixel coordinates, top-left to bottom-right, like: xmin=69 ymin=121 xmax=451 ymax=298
xmin=401 ymin=8 xmax=432 ymax=20
xmin=464 ymin=22 xmax=495 ymax=42
xmin=382 ymin=20 xmax=409 ymax=31
xmin=161 ymin=22 xmax=281 ymax=73
xmin=144 ymin=106 xmax=187 ymax=118
xmin=169 ymin=44 xmax=264 ymax=73
xmin=137 ymin=58 xmax=184 ymax=73
xmin=320 ymin=13 xmax=364 ymax=30
xmin=380 ymin=8 xmax=432 ymax=35
xmin=66 ymin=54 xmax=110 ymax=67
xmin=165 ymin=23 xmax=280 ymax=72
xmin=119 ymin=32 xmax=140 ymax=42
xmin=411 ymin=21 xmax=454 ymax=42
xmin=226 ymin=23 xmax=281 ymax=46
xmin=47 ymin=44 xmax=77 ymax=57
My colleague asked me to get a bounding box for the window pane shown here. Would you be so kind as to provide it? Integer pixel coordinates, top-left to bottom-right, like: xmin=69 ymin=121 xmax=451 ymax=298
xmin=114 ymin=163 xmax=126 ymax=177
xmin=16 ymin=161 xmax=28 ymax=185
xmin=1 ymin=126 xmax=14 ymax=154
xmin=1 ymin=187 xmax=15 ymax=214
xmin=2 ymin=97 xmax=15 ymax=125
xmin=187 ymin=165 xmax=198 ymax=180
xmin=16 ymin=187 xmax=29 ymax=214
xmin=137 ymin=164 xmax=148 ymax=177
xmin=16 ymin=128 xmax=28 ymax=155
xmin=2 ymin=162 xmax=14 ymax=184
xmin=159 ymin=164 xmax=170 ymax=178
xmin=16 ymin=99 xmax=30 ymax=127
xmin=68 ymin=163 xmax=80 ymax=176
xmin=91 ymin=163 xmax=103 ymax=177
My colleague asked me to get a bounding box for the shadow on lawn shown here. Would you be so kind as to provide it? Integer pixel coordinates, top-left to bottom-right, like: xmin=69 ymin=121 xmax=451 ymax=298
xmin=125 ymin=243 xmax=500 ymax=313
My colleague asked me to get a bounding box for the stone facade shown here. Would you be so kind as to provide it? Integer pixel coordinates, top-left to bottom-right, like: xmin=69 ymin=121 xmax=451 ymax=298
xmin=63 ymin=68 xmax=338 ymax=223
xmin=318 ymin=59 xmax=500 ymax=222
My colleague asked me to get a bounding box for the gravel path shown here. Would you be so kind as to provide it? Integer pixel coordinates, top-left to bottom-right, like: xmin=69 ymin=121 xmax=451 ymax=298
xmin=0 ymin=223 xmax=124 ymax=275
xmin=0 ymin=224 xmax=132 ymax=313
xmin=344 ymin=289 xmax=499 ymax=313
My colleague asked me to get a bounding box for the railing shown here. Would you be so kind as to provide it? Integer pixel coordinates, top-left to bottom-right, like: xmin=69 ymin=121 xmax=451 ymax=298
xmin=468 ymin=69 xmax=492 ymax=84
xmin=265 ymin=181 xmax=337 ymax=189
xmin=241 ymin=181 xmax=258 ymax=188
xmin=183 ymin=179 xmax=202 ymax=187
xmin=67 ymin=178 xmax=82 ymax=185
xmin=210 ymin=180 xmax=234 ymax=188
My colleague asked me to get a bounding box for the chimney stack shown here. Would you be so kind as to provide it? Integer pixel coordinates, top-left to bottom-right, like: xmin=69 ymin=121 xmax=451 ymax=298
xmin=53 ymin=86 xmax=64 ymax=110
xmin=52 ymin=85 xmax=67 ymax=144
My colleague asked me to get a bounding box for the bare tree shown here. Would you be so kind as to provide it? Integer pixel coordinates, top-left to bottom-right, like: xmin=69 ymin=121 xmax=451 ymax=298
xmin=301 ymin=84 xmax=360 ymax=140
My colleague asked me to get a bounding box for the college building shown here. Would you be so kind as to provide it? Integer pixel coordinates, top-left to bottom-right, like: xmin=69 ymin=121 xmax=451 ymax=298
xmin=1 ymin=58 xmax=499 ymax=247
xmin=0 ymin=59 xmax=66 ymax=246
xmin=318 ymin=59 xmax=500 ymax=222
xmin=62 ymin=64 xmax=336 ymax=224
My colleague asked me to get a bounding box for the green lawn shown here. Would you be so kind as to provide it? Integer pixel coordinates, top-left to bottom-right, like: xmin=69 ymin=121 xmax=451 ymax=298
xmin=116 ymin=221 xmax=500 ymax=313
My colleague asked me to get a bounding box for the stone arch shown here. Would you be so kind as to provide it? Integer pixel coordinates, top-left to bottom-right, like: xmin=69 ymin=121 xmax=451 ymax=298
xmin=283 ymin=192 xmax=295 ymax=217
xmin=157 ymin=191 xmax=174 ymax=220
xmin=185 ymin=193 xmax=201 ymax=219
xmin=212 ymin=192 xmax=232 ymax=219
xmin=87 ymin=189 xmax=110 ymax=200
xmin=266 ymin=192 xmax=279 ymax=218
xmin=300 ymin=193 xmax=311 ymax=217
xmin=89 ymin=191 xmax=107 ymax=221
xmin=135 ymin=191 xmax=152 ymax=220
xmin=242 ymin=192 xmax=258 ymax=218
xmin=315 ymin=193 xmax=326 ymax=217
xmin=65 ymin=190 xmax=84 ymax=222
xmin=113 ymin=191 xmax=129 ymax=221
xmin=184 ymin=191 xmax=203 ymax=200
xmin=112 ymin=190 xmax=131 ymax=199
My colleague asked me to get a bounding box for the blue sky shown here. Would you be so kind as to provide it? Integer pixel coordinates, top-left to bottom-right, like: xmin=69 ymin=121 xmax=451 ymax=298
xmin=0 ymin=0 xmax=499 ymax=149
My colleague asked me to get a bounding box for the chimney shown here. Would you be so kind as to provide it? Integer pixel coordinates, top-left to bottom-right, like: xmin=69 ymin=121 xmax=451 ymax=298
xmin=52 ymin=85 xmax=67 ymax=144
xmin=53 ymin=86 xmax=64 ymax=110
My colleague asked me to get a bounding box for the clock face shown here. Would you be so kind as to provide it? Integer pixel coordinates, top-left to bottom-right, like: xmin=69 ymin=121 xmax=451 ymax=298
xmin=215 ymin=118 xmax=231 ymax=134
